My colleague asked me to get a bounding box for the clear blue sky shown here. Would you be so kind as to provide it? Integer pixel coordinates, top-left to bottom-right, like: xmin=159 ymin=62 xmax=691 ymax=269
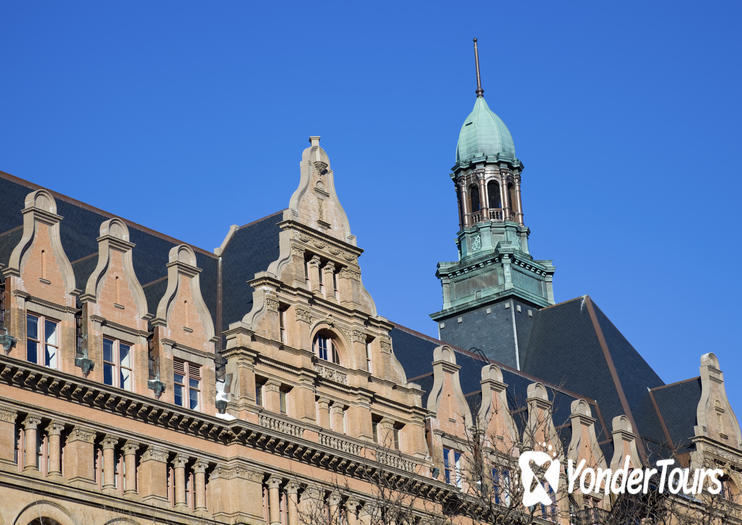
xmin=2 ymin=2 xmax=741 ymax=410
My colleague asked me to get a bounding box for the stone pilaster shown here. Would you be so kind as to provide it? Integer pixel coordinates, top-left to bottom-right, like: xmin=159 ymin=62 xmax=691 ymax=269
xmin=138 ymin=445 xmax=169 ymax=503
xmin=208 ymin=463 xmax=264 ymax=523
xmin=63 ymin=426 xmax=96 ymax=485
xmin=0 ymin=407 xmax=17 ymax=465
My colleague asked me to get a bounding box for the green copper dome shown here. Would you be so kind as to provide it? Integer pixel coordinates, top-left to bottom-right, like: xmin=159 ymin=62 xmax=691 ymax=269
xmin=456 ymin=96 xmax=517 ymax=166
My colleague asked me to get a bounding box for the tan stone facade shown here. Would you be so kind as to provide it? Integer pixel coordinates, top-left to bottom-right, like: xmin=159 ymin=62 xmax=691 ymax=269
xmin=0 ymin=139 xmax=740 ymax=524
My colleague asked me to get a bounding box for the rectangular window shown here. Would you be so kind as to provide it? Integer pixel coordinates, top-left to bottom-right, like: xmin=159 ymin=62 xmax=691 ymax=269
xmin=255 ymin=377 xmax=266 ymax=407
xmin=279 ymin=389 xmax=287 ymax=414
xmin=278 ymin=304 xmax=288 ymax=344
xmin=174 ymin=358 xmax=201 ymax=411
xmin=103 ymin=337 xmax=132 ymax=390
xmin=26 ymin=314 xmax=59 ymax=368
xmin=493 ymin=468 xmax=511 ymax=505
xmin=443 ymin=447 xmax=463 ymax=487
xmin=365 ymin=338 xmax=373 ymax=374
xmin=317 ymin=336 xmax=328 ymax=361
xmin=392 ymin=424 xmax=401 ymax=450
xmin=372 ymin=416 xmax=380 ymax=444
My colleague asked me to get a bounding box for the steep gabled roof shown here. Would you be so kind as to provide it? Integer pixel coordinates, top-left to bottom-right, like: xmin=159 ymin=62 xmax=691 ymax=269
xmin=645 ymin=378 xmax=702 ymax=457
xmin=521 ymin=295 xmax=664 ymax=459
xmin=0 ymin=170 xmax=218 ymax=323
xmin=390 ymin=322 xmax=611 ymax=452
xmin=219 ymin=211 xmax=283 ymax=333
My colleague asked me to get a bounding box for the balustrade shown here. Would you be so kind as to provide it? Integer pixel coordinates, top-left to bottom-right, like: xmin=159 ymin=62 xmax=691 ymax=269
xmin=467 ymin=208 xmax=510 ymax=225
xmin=259 ymin=412 xmax=304 ymax=437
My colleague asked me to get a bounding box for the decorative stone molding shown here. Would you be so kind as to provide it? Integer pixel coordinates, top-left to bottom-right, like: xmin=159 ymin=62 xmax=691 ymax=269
xmin=695 ymin=353 xmax=742 ymax=448
xmin=154 ymin=244 xmax=216 ymax=345
xmin=265 ymin=296 xmax=279 ymax=313
xmin=351 ymin=329 xmax=366 ymax=344
xmin=0 ymin=406 xmax=16 ymax=424
xmin=295 ymin=307 xmax=312 ymax=324
xmin=524 ymin=382 xmax=561 ymax=454
xmin=315 ymin=362 xmax=348 ymax=385
xmin=84 ymin=218 xmax=148 ymax=318
xmin=567 ymin=399 xmax=606 ymax=469
xmin=102 ymin=435 xmax=119 ymax=450
xmin=610 ymin=415 xmax=642 ymax=469
xmin=427 ymin=345 xmax=472 ymax=427
xmin=267 ymin=475 xmax=283 ymax=489
xmin=23 ymin=415 xmax=41 ymax=430
xmin=68 ymin=426 xmax=96 ymax=444
xmin=5 ymin=189 xmax=76 ymax=298
xmin=478 ymin=364 xmax=518 ymax=448
xmin=123 ymin=441 xmax=140 ymax=455
xmin=141 ymin=445 xmax=168 ymax=463
xmin=47 ymin=422 xmax=65 ymax=436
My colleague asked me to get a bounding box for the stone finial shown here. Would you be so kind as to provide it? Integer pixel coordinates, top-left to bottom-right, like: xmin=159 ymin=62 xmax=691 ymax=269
xmin=610 ymin=415 xmax=642 ymax=469
xmin=695 ymin=353 xmax=742 ymax=448
xmin=567 ymin=399 xmax=606 ymax=470
xmin=287 ymin=137 xmax=355 ymax=246
xmin=154 ymin=243 xmax=215 ymax=348
xmin=427 ymin=345 xmax=472 ymax=428
xmin=6 ymin=189 xmax=76 ymax=298
xmin=84 ymin=217 xmax=148 ymax=318
xmin=478 ymin=363 xmax=518 ymax=450
xmin=523 ymin=382 xmax=560 ymax=453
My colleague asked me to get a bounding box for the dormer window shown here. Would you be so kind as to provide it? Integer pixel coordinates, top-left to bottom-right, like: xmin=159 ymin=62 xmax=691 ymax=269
xmin=313 ymin=331 xmax=339 ymax=364
xmin=103 ymin=337 xmax=132 ymax=391
xmin=26 ymin=314 xmax=58 ymax=369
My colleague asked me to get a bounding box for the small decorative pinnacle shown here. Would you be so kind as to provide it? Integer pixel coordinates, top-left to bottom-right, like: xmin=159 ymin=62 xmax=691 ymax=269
xmin=473 ymin=38 xmax=484 ymax=98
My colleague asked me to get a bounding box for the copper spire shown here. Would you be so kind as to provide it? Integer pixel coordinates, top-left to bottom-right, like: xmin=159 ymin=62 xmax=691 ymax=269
xmin=473 ymin=38 xmax=484 ymax=98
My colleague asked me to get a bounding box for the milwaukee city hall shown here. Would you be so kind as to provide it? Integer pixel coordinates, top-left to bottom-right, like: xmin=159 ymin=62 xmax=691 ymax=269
xmin=0 ymin=45 xmax=740 ymax=525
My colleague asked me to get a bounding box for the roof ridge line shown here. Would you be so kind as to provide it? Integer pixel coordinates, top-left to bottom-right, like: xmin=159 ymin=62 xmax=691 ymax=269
xmin=584 ymin=295 xmax=649 ymax=463
xmin=649 ymin=376 xmax=700 ymax=392
xmin=0 ymin=170 xmax=216 ymax=258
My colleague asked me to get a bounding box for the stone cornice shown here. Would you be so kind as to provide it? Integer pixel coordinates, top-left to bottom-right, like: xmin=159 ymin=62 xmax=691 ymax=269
xmin=0 ymin=354 xmax=450 ymax=500
xmin=279 ymin=219 xmax=364 ymax=258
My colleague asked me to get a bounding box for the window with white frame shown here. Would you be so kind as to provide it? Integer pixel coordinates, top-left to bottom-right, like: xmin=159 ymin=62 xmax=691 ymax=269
xmin=26 ymin=313 xmax=59 ymax=368
xmin=174 ymin=357 xmax=201 ymax=411
xmin=313 ymin=332 xmax=339 ymax=364
xmin=103 ymin=337 xmax=132 ymax=391
xmin=443 ymin=446 xmax=463 ymax=488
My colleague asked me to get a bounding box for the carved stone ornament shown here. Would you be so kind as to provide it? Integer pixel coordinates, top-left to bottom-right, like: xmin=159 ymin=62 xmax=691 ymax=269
xmin=0 ymin=407 xmax=16 ymax=423
xmin=68 ymin=427 xmax=96 ymax=444
xmin=351 ymin=329 xmax=366 ymax=344
xmin=142 ymin=446 xmax=168 ymax=463
xmin=265 ymin=297 xmax=279 ymax=313
xmin=295 ymin=307 xmax=311 ymax=324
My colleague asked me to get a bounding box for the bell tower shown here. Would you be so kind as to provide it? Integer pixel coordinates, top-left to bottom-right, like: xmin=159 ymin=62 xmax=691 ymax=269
xmin=431 ymin=39 xmax=555 ymax=369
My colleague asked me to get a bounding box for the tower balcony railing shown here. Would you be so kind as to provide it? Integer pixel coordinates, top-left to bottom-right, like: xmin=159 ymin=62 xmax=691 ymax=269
xmin=466 ymin=208 xmax=509 ymax=225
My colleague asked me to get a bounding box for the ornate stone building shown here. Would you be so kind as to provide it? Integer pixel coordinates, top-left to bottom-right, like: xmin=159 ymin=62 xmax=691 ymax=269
xmin=0 ymin=44 xmax=739 ymax=525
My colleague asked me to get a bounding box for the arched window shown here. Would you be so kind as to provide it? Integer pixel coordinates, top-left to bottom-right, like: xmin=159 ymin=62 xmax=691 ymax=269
xmin=508 ymin=182 xmax=517 ymax=213
xmin=469 ymin=185 xmax=480 ymax=212
xmin=313 ymin=331 xmax=339 ymax=364
xmin=487 ymin=180 xmax=501 ymax=209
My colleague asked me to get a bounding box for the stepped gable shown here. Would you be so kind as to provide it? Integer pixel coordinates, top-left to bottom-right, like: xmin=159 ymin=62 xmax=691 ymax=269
xmin=521 ymin=294 xmax=664 ymax=458
xmin=0 ymin=170 xmax=218 ymax=322
xmin=390 ymin=321 xmax=611 ymax=450
xmin=217 ymin=211 xmax=283 ymax=333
